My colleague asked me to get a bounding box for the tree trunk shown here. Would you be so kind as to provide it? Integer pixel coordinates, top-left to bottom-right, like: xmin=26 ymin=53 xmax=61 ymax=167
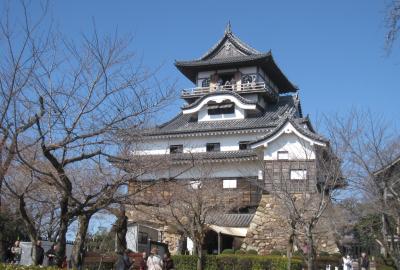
xmin=305 ymin=227 xmax=316 ymax=270
xmin=287 ymin=221 xmax=296 ymax=270
xmin=56 ymin=196 xmax=69 ymax=267
xmin=114 ymin=207 xmax=128 ymax=254
xmin=196 ymin=244 xmax=203 ymax=270
xmin=18 ymin=195 xmax=38 ymax=265
xmin=71 ymin=213 xmax=92 ymax=270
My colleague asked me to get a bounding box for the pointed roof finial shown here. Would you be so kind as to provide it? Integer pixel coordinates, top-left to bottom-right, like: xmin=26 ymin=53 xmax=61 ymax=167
xmin=225 ymin=21 xmax=232 ymax=34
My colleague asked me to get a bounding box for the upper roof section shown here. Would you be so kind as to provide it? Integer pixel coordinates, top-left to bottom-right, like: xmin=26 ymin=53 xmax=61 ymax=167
xmin=175 ymin=24 xmax=297 ymax=93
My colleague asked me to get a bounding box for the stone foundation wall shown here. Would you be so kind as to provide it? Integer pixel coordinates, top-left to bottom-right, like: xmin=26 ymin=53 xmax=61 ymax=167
xmin=241 ymin=194 xmax=339 ymax=255
xmin=241 ymin=194 xmax=290 ymax=254
xmin=163 ymin=231 xmax=184 ymax=255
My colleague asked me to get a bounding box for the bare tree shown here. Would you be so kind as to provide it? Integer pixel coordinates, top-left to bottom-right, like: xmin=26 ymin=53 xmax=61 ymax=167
xmin=0 ymin=1 xmax=49 ymax=259
xmin=385 ymin=0 xmax=400 ymax=52
xmin=134 ymin=171 xmax=240 ymax=270
xmin=3 ymin=157 xmax=60 ymax=264
xmin=326 ymin=110 xmax=400 ymax=268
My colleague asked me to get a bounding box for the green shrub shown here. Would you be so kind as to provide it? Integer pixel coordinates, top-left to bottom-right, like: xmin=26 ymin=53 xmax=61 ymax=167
xmin=235 ymin=250 xmax=246 ymax=255
xmin=246 ymin=249 xmax=258 ymax=255
xmin=171 ymin=255 xmax=302 ymax=270
xmin=221 ymin=249 xmax=235 ymax=254
xmin=172 ymin=255 xmax=198 ymax=270
xmin=270 ymin=249 xmax=284 ymax=256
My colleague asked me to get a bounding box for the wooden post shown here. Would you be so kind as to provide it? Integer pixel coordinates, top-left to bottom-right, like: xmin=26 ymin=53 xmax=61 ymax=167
xmin=218 ymin=232 xmax=221 ymax=254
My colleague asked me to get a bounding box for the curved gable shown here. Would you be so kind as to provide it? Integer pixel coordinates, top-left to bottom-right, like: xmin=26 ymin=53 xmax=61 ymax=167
xmin=182 ymin=92 xmax=257 ymax=115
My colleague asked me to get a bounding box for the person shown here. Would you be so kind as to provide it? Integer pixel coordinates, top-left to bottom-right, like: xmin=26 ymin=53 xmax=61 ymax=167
xmin=360 ymin=252 xmax=369 ymax=270
xmin=45 ymin=244 xmax=58 ymax=266
xmin=32 ymin=240 xmax=45 ymax=266
xmin=163 ymin=252 xmax=174 ymax=270
xmin=147 ymin=247 xmax=163 ymax=270
xmin=139 ymin=252 xmax=147 ymax=270
xmin=11 ymin=240 xmax=22 ymax=264
xmin=114 ymin=249 xmax=133 ymax=270
xmin=343 ymin=255 xmax=353 ymax=270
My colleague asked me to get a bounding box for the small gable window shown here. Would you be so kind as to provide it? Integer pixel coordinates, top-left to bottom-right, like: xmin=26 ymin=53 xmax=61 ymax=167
xmin=170 ymin=145 xmax=183 ymax=154
xmin=277 ymin=151 xmax=289 ymax=160
xmin=207 ymin=100 xmax=235 ymax=115
xmin=206 ymin=143 xmax=220 ymax=152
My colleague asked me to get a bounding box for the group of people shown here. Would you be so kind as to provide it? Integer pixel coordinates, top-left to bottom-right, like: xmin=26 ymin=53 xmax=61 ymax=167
xmin=342 ymin=253 xmax=370 ymax=270
xmin=8 ymin=240 xmax=64 ymax=267
xmin=115 ymin=246 xmax=174 ymax=270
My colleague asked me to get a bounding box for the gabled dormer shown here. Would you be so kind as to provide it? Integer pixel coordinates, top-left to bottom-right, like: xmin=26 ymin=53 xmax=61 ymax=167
xmin=175 ymin=23 xmax=298 ymax=107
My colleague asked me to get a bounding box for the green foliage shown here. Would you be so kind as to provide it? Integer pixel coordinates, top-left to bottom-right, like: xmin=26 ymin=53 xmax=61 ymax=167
xmin=376 ymin=255 xmax=396 ymax=270
xmin=292 ymin=250 xmax=302 ymax=256
xmin=85 ymin=228 xmax=115 ymax=253
xmin=0 ymin=211 xmax=29 ymax=244
xmin=315 ymin=255 xmax=342 ymax=269
xmin=171 ymin=254 xmax=303 ymax=270
xmin=246 ymin=249 xmax=258 ymax=255
xmin=353 ymin=214 xmax=382 ymax=251
xmin=270 ymin=250 xmax=284 ymax=256
xmin=234 ymin=250 xmax=246 ymax=255
xmin=221 ymin=249 xmax=234 ymax=254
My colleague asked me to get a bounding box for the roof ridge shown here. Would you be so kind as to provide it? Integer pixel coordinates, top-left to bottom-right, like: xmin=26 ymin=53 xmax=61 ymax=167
xmin=197 ymin=28 xmax=261 ymax=61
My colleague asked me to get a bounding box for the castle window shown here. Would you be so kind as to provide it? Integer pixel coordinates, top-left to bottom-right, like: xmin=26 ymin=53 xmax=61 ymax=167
xmin=239 ymin=141 xmax=251 ymax=150
xmin=278 ymin=151 xmax=289 ymax=160
xmin=170 ymin=145 xmax=183 ymax=154
xmin=138 ymin=232 xmax=148 ymax=244
xmin=290 ymin=169 xmax=307 ymax=180
xmin=190 ymin=180 xmax=201 ymax=189
xmin=206 ymin=143 xmax=220 ymax=152
xmin=207 ymin=101 xmax=234 ymax=115
xmin=223 ymin=179 xmax=237 ymax=189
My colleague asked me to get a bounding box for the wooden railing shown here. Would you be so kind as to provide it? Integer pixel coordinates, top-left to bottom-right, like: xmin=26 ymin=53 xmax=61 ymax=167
xmin=181 ymin=82 xmax=271 ymax=97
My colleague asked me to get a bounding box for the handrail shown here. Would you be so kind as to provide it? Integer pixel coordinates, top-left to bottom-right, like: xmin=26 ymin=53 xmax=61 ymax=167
xmin=181 ymin=82 xmax=269 ymax=97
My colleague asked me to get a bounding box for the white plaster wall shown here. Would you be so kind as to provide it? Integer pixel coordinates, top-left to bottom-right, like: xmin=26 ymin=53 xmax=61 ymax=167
xmin=134 ymin=133 xmax=267 ymax=155
xmin=263 ymin=133 xmax=316 ymax=160
xmin=126 ymin=224 xmax=138 ymax=252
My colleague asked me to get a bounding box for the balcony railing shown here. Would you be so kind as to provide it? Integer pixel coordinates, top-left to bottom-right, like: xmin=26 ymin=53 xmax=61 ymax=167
xmin=181 ymin=82 xmax=273 ymax=97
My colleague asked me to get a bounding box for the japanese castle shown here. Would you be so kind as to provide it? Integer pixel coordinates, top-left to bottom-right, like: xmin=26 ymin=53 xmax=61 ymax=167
xmin=125 ymin=24 xmax=337 ymax=255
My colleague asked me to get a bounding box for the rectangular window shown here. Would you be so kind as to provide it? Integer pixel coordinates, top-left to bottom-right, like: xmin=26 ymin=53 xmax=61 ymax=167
xmin=138 ymin=232 xmax=148 ymax=244
xmin=278 ymin=151 xmax=289 ymax=160
xmin=223 ymin=179 xmax=237 ymax=189
xmin=290 ymin=169 xmax=307 ymax=180
xmin=208 ymin=102 xmax=235 ymax=115
xmin=239 ymin=141 xmax=250 ymax=150
xmin=170 ymin=144 xmax=183 ymax=154
xmin=206 ymin=143 xmax=220 ymax=152
xmin=190 ymin=180 xmax=201 ymax=190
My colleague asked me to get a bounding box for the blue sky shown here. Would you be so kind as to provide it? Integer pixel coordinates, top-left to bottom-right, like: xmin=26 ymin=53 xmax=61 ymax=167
xmin=23 ymin=0 xmax=399 ymax=127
